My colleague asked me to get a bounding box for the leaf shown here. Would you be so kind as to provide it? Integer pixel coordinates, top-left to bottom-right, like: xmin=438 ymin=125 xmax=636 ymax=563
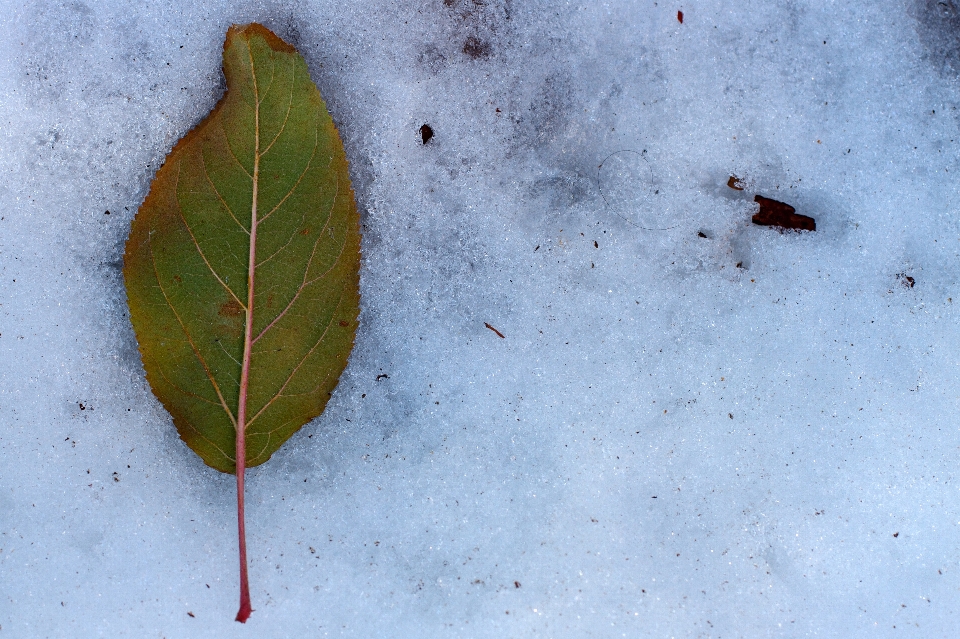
xmin=123 ymin=23 xmax=360 ymax=622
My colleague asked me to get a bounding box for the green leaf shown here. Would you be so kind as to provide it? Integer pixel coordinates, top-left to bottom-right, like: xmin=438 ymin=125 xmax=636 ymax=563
xmin=123 ymin=23 xmax=360 ymax=622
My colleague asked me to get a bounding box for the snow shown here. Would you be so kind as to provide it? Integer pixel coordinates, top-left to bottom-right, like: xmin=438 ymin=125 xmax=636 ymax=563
xmin=1 ymin=0 xmax=959 ymax=636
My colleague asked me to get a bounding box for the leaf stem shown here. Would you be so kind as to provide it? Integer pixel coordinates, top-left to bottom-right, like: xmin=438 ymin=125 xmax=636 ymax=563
xmin=235 ymin=449 xmax=251 ymax=622
xmin=234 ymin=41 xmax=262 ymax=624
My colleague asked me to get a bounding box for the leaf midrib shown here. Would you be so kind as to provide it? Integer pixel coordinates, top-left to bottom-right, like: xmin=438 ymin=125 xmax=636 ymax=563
xmin=163 ymin=37 xmax=348 ymax=459
xmin=235 ymin=40 xmax=262 ymax=446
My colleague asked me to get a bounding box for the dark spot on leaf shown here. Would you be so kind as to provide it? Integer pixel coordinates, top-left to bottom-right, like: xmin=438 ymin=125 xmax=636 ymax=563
xmin=173 ymin=275 xmax=182 ymax=283
xmin=752 ymin=195 xmax=815 ymax=231
xmin=677 ymin=10 xmax=684 ymax=23
xmin=300 ymin=227 xmax=311 ymax=235
xmin=338 ymin=320 xmax=349 ymax=327
xmin=463 ymin=37 xmax=491 ymax=59
xmin=420 ymin=124 xmax=433 ymax=145
xmin=727 ymin=175 xmax=744 ymax=190
xmin=219 ymin=300 xmax=243 ymax=317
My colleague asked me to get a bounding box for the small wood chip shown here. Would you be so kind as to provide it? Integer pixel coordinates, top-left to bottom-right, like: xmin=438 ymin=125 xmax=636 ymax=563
xmin=752 ymin=195 xmax=815 ymax=231
xmin=726 ymin=175 xmax=745 ymax=190
xmin=484 ymin=323 xmax=505 ymax=338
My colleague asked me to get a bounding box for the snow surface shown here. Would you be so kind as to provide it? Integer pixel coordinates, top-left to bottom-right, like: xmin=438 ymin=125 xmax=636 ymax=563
xmin=1 ymin=0 xmax=959 ymax=636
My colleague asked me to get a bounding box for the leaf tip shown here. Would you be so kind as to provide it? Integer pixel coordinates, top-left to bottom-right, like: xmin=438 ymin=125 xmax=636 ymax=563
xmin=227 ymin=22 xmax=297 ymax=54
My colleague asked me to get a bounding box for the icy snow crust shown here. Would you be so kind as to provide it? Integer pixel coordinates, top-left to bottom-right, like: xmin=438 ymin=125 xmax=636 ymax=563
xmin=1 ymin=0 xmax=959 ymax=636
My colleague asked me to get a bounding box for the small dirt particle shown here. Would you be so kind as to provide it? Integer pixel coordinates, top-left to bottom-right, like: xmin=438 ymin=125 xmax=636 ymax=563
xmin=463 ymin=37 xmax=491 ymax=59
xmin=419 ymin=124 xmax=433 ymax=145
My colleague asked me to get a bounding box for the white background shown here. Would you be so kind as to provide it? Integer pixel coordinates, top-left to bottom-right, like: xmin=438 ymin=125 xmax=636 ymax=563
xmin=1 ymin=1 xmax=958 ymax=636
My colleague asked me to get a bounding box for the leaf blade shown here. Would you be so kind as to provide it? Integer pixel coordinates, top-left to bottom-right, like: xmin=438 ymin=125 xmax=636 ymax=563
xmin=124 ymin=22 xmax=360 ymax=474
